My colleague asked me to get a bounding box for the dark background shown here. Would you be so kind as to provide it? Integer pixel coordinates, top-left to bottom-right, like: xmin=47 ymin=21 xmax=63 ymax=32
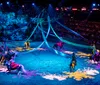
xmin=0 ymin=0 xmax=100 ymax=7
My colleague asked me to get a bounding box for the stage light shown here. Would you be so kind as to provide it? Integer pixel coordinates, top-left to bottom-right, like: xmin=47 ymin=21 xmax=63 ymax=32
xmin=92 ymin=8 xmax=99 ymax=10
xmin=22 ymin=5 xmax=24 ymax=8
xmin=81 ymin=7 xmax=86 ymax=11
xmin=64 ymin=7 xmax=67 ymax=11
xmin=98 ymin=4 xmax=100 ymax=6
xmin=72 ymin=8 xmax=77 ymax=11
xmin=56 ymin=7 xmax=59 ymax=11
xmin=7 ymin=1 xmax=10 ymax=5
xmin=0 ymin=3 xmax=2 ymax=6
xmin=49 ymin=4 xmax=52 ymax=7
xmin=32 ymin=3 xmax=35 ymax=6
xmin=0 ymin=3 xmax=2 ymax=5
xmin=92 ymin=3 xmax=96 ymax=6
xmin=61 ymin=7 xmax=64 ymax=11
xmin=90 ymin=11 xmax=92 ymax=13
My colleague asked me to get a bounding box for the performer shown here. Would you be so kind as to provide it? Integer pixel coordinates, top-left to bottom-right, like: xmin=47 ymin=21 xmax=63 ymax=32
xmin=90 ymin=44 xmax=96 ymax=60
xmin=24 ymin=41 xmax=30 ymax=49
xmin=93 ymin=50 xmax=100 ymax=64
xmin=53 ymin=41 xmax=64 ymax=50
xmin=0 ymin=46 xmax=5 ymax=65
xmin=69 ymin=53 xmax=77 ymax=72
xmin=6 ymin=59 xmax=26 ymax=75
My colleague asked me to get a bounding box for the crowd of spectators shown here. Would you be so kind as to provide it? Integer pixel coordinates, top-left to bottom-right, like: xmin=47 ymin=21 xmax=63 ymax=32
xmin=0 ymin=9 xmax=100 ymax=49
xmin=60 ymin=12 xmax=100 ymax=47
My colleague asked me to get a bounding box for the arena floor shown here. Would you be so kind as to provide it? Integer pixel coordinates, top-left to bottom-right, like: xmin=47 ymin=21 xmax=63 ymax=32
xmin=0 ymin=41 xmax=100 ymax=85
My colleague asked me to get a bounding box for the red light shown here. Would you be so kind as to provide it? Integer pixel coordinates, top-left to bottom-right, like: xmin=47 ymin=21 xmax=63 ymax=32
xmin=72 ymin=8 xmax=77 ymax=11
xmin=56 ymin=7 xmax=59 ymax=11
xmin=64 ymin=7 xmax=67 ymax=11
xmin=92 ymin=8 xmax=99 ymax=10
xmin=81 ymin=7 xmax=86 ymax=11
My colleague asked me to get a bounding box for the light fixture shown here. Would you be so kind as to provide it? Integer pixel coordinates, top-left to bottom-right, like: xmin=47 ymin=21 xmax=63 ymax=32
xmin=32 ymin=3 xmax=35 ymax=6
xmin=92 ymin=3 xmax=96 ymax=6
xmin=7 ymin=1 xmax=10 ymax=5
xmin=0 ymin=3 xmax=2 ymax=5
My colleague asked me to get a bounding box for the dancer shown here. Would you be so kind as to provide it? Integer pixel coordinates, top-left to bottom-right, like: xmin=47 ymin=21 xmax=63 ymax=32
xmin=0 ymin=48 xmax=15 ymax=65
xmin=3 ymin=49 xmax=27 ymax=75
xmin=6 ymin=59 xmax=27 ymax=75
xmin=93 ymin=50 xmax=100 ymax=64
xmin=89 ymin=44 xmax=98 ymax=64
xmin=92 ymin=44 xmax=96 ymax=59
xmin=89 ymin=44 xmax=96 ymax=62
xmin=0 ymin=46 xmax=5 ymax=65
xmin=53 ymin=41 xmax=64 ymax=50
xmin=24 ymin=41 xmax=30 ymax=49
xmin=69 ymin=53 xmax=77 ymax=72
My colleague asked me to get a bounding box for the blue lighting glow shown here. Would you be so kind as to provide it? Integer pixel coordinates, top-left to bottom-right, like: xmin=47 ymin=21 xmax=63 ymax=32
xmin=60 ymin=52 xmax=65 ymax=56
xmin=49 ymin=4 xmax=52 ymax=7
xmin=92 ymin=3 xmax=96 ymax=6
xmin=32 ymin=3 xmax=35 ymax=6
xmin=7 ymin=1 xmax=10 ymax=5
xmin=0 ymin=3 xmax=2 ymax=5
xmin=98 ymin=4 xmax=100 ymax=6
xmin=54 ymin=50 xmax=58 ymax=54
